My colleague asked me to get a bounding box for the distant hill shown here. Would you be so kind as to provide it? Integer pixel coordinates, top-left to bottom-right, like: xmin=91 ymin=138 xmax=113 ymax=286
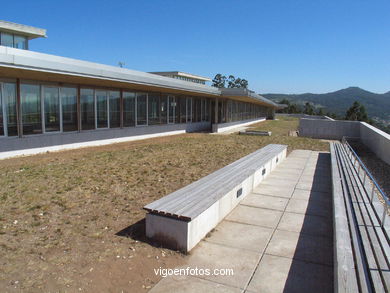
xmin=263 ymin=87 xmax=390 ymax=123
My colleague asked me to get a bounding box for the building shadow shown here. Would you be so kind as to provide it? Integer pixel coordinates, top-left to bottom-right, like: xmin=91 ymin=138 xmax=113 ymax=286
xmin=283 ymin=152 xmax=334 ymax=293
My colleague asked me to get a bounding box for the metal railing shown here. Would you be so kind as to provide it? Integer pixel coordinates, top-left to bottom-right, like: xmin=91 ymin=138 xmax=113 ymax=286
xmin=341 ymin=136 xmax=389 ymax=227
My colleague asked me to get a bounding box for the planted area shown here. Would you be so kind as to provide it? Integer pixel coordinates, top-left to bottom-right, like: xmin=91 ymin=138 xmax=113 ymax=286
xmin=0 ymin=116 xmax=328 ymax=292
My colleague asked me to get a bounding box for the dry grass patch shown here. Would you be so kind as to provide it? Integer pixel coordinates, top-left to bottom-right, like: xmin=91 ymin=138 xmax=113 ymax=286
xmin=0 ymin=116 xmax=328 ymax=292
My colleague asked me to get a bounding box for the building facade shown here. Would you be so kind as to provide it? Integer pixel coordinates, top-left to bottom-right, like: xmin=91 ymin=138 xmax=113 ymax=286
xmin=0 ymin=21 xmax=281 ymax=153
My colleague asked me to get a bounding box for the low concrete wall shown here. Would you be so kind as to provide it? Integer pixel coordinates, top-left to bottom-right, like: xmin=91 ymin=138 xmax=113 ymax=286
xmin=276 ymin=113 xmax=330 ymax=120
xmin=145 ymin=146 xmax=287 ymax=251
xmin=299 ymin=118 xmax=390 ymax=165
xmin=0 ymin=122 xmax=210 ymax=159
xmin=212 ymin=117 xmax=266 ymax=133
xmin=299 ymin=119 xmax=361 ymax=140
xmin=360 ymin=122 xmax=390 ymax=165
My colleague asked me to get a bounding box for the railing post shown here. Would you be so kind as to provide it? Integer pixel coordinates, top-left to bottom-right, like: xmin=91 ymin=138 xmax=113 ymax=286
xmin=370 ymin=185 xmax=375 ymax=203
xmin=382 ymin=208 xmax=387 ymax=227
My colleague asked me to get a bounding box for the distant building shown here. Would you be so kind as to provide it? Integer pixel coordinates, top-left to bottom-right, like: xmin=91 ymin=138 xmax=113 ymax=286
xmin=0 ymin=20 xmax=46 ymax=50
xmin=149 ymin=72 xmax=211 ymax=85
xmin=0 ymin=21 xmax=282 ymax=153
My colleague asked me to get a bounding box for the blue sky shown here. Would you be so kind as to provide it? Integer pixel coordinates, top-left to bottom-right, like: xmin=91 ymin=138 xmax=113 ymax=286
xmin=2 ymin=0 xmax=390 ymax=94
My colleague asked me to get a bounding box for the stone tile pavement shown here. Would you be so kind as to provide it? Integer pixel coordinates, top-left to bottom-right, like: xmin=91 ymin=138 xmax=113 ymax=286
xmin=150 ymin=150 xmax=333 ymax=293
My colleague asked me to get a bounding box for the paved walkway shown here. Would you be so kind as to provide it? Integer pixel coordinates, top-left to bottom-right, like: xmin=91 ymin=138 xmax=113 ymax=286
xmin=150 ymin=150 xmax=333 ymax=293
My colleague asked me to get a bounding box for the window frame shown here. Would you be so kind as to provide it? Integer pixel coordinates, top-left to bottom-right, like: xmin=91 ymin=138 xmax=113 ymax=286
xmin=135 ymin=92 xmax=148 ymax=127
xmin=42 ymin=86 xmax=62 ymax=133
xmin=95 ymin=90 xmax=109 ymax=129
xmin=0 ymin=83 xmax=5 ymax=136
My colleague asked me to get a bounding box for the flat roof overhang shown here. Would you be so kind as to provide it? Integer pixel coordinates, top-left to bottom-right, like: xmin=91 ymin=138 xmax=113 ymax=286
xmin=221 ymin=88 xmax=281 ymax=108
xmin=0 ymin=20 xmax=47 ymax=39
xmin=0 ymin=47 xmax=220 ymax=97
xmin=150 ymin=71 xmax=211 ymax=82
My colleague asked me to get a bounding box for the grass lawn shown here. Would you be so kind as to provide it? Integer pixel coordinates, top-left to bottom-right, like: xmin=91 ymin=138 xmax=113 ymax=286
xmin=0 ymin=116 xmax=328 ymax=292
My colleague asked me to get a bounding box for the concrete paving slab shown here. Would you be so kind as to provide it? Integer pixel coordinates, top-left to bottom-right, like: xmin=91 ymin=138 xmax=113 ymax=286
xmin=241 ymin=193 xmax=289 ymax=211
xmin=205 ymin=220 xmax=273 ymax=252
xmin=266 ymin=171 xmax=302 ymax=180
xmin=265 ymin=229 xmax=333 ymax=265
xmin=150 ymin=149 xmax=333 ymax=292
xmin=278 ymin=162 xmax=306 ymax=170
xmin=288 ymin=149 xmax=312 ymax=156
xmin=296 ymin=181 xmax=331 ymax=193
xmin=281 ymin=158 xmax=308 ymax=164
xmin=188 ymin=241 xmax=259 ymax=289
xmin=278 ymin=212 xmax=332 ymax=238
xmin=246 ymin=254 xmax=333 ymax=293
xmin=285 ymin=198 xmax=332 ymax=217
xmin=149 ymin=275 xmax=242 ymax=293
xmin=226 ymin=205 xmax=282 ymax=228
xmin=298 ymin=176 xmax=331 ymax=185
xmin=252 ymin=184 xmax=295 ymax=198
xmin=291 ymin=189 xmax=331 ymax=203
xmin=260 ymin=177 xmax=298 ymax=187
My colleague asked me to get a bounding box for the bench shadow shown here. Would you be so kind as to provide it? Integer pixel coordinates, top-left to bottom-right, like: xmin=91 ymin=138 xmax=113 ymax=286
xmin=116 ymin=218 xmax=148 ymax=242
xmin=283 ymin=152 xmax=334 ymax=293
xmin=116 ymin=218 xmax=185 ymax=252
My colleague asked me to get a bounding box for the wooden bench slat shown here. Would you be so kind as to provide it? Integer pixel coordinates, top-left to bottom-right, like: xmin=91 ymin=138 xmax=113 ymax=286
xmin=332 ymin=142 xmax=390 ymax=293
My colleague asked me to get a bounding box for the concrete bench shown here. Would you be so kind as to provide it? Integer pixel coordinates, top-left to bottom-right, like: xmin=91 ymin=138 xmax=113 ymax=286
xmin=330 ymin=142 xmax=390 ymax=293
xmin=144 ymin=144 xmax=287 ymax=252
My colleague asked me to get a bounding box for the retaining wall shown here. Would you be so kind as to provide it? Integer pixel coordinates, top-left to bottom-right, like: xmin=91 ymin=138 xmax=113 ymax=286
xmin=299 ymin=118 xmax=390 ymax=165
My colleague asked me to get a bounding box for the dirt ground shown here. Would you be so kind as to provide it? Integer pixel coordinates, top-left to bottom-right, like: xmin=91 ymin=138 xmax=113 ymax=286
xmin=0 ymin=117 xmax=328 ymax=292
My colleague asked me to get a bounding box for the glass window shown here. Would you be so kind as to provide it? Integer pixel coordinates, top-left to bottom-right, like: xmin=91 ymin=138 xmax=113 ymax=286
xmin=43 ymin=87 xmax=60 ymax=132
xmin=175 ymin=97 xmax=185 ymax=123
xmin=136 ymin=93 xmax=147 ymax=126
xmin=202 ymin=98 xmax=210 ymax=122
xmin=160 ymin=95 xmax=167 ymax=124
xmin=109 ymin=91 xmax=120 ymax=128
xmin=1 ymin=33 xmax=13 ymax=47
xmin=61 ymin=87 xmax=78 ymax=132
xmin=123 ymin=91 xmax=135 ymax=127
xmin=0 ymin=85 xmax=3 ymax=136
xmin=21 ymin=84 xmax=42 ymax=135
xmin=168 ymin=95 xmax=176 ymax=124
xmin=96 ymin=90 xmax=108 ymax=128
xmin=192 ymin=98 xmax=201 ymax=122
xmin=179 ymin=97 xmax=186 ymax=123
xmin=186 ymin=97 xmax=192 ymax=122
xmin=14 ymin=35 xmax=27 ymax=49
xmin=80 ymin=88 xmax=95 ymax=130
xmin=148 ymin=93 xmax=160 ymax=125
xmin=3 ymin=83 xmax=17 ymax=136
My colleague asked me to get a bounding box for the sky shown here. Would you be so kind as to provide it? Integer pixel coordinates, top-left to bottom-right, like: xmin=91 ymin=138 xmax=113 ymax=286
xmin=2 ymin=0 xmax=390 ymax=94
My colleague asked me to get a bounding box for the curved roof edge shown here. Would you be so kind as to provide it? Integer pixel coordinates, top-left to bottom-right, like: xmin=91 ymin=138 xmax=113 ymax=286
xmin=0 ymin=47 xmax=283 ymax=109
xmin=0 ymin=47 xmax=220 ymax=96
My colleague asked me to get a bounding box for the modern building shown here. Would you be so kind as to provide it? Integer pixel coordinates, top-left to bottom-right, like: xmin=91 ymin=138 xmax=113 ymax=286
xmin=149 ymin=71 xmax=211 ymax=85
xmin=0 ymin=21 xmax=281 ymax=154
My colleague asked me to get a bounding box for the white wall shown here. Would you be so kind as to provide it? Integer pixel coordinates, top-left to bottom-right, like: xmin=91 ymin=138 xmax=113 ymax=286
xmin=360 ymin=122 xmax=390 ymax=165
xmin=299 ymin=118 xmax=390 ymax=165
xmin=299 ymin=118 xmax=361 ymax=139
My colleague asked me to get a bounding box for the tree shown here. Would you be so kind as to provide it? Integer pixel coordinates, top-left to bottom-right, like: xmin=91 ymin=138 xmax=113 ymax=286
xmin=345 ymin=101 xmax=368 ymax=122
xmin=317 ymin=108 xmax=325 ymax=116
xmin=212 ymin=74 xmax=226 ymax=88
xmin=234 ymin=78 xmax=248 ymax=89
xmin=227 ymin=75 xmax=236 ymax=88
xmin=276 ymin=99 xmax=302 ymax=114
xmin=212 ymin=74 xmax=249 ymax=89
xmin=304 ymin=102 xmax=315 ymax=115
